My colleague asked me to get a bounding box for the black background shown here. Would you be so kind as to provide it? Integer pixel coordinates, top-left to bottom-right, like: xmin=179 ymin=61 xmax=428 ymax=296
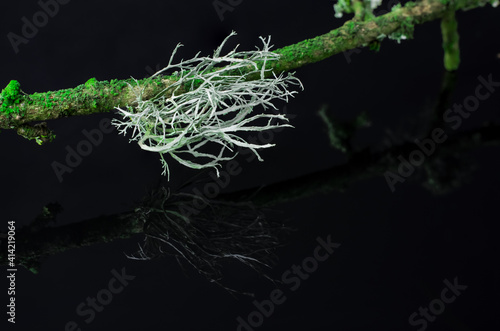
xmin=1 ymin=0 xmax=499 ymax=330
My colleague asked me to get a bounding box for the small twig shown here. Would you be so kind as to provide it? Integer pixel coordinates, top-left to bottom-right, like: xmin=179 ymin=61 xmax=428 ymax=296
xmin=441 ymin=9 xmax=460 ymax=71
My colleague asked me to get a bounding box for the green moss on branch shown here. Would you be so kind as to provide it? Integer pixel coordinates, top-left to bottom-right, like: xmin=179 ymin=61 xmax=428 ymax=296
xmin=0 ymin=0 xmax=496 ymax=143
xmin=270 ymin=0 xmax=491 ymax=73
xmin=0 ymin=80 xmax=22 ymax=116
xmin=0 ymin=75 xmax=183 ymax=131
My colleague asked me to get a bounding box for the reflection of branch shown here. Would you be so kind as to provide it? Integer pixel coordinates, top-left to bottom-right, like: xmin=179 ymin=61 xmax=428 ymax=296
xmin=317 ymin=104 xmax=371 ymax=153
xmin=2 ymin=124 xmax=500 ymax=271
xmin=427 ymin=70 xmax=458 ymax=133
xmin=0 ymin=212 xmax=143 ymax=273
xmin=220 ymin=124 xmax=500 ymax=206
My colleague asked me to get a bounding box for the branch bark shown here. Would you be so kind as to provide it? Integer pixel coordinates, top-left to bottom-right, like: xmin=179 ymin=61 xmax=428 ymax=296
xmin=0 ymin=0 xmax=495 ymax=142
xmin=441 ymin=9 xmax=460 ymax=71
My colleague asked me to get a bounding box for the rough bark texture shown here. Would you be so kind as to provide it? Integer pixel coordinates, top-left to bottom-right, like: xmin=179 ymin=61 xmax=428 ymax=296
xmin=0 ymin=0 xmax=494 ymax=141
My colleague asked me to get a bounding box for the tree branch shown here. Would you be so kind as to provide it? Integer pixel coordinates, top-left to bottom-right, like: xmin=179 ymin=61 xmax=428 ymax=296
xmin=441 ymin=9 xmax=460 ymax=71
xmin=0 ymin=0 xmax=496 ymax=142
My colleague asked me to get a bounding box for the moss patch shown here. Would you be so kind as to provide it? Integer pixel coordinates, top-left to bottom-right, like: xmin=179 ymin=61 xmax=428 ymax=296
xmin=85 ymin=77 xmax=98 ymax=89
xmin=0 ymin=80 xmax=22 ymax=116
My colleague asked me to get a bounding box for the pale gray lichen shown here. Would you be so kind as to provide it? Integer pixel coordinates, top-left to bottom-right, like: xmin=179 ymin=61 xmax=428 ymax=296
xmin=377 ymin=33 xmax=387 ymax=40
xmin=369 ymin=0 xmax=383 ymax=10
xmin=388 ymin=33 xmax=407 ymax=43
xmin=333 ymin=0 xmax=382 ymax=19
xmin=112 ymin=31 xmax=303 ymax=180
xmin=333 ymin=0 xmax=352 ymax=18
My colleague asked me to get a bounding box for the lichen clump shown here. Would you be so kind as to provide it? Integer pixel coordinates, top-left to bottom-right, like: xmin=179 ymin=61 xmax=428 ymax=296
xmin=113 ymin=31 xmax=303 ymax=180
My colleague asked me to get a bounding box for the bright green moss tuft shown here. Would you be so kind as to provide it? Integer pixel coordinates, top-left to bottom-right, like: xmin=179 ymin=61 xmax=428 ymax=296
xmin=85 ymin=77 xmax=98 ymax=89
xmin=391 ymin=3 xmax=402 ymax=11
xmin=0 ymin=80 xmax=22 ymax=115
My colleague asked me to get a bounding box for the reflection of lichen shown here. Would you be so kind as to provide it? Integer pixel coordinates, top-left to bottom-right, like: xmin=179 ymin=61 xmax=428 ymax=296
xmin=130 ymin=186 xmax=290 ymax=289
xmin=2 ymin=123 xmax=500 ymax=275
